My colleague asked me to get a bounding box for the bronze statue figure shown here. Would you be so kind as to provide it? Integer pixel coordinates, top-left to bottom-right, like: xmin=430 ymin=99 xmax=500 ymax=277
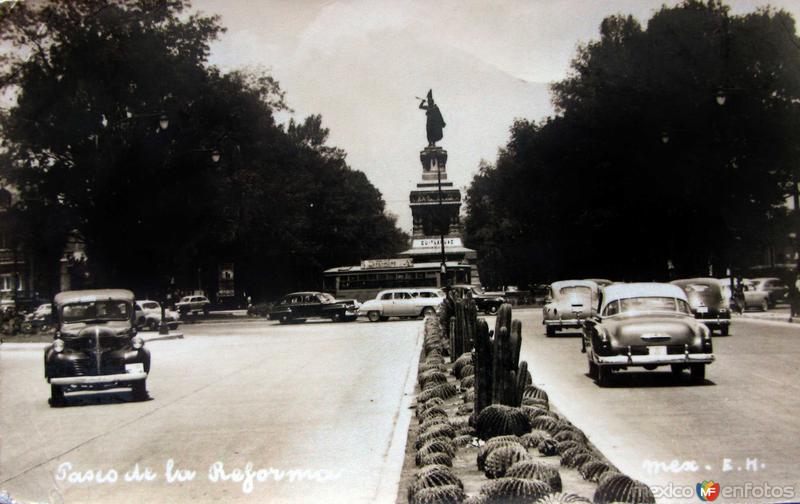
xmin=419 ymin=89 xmax=446 ymax=146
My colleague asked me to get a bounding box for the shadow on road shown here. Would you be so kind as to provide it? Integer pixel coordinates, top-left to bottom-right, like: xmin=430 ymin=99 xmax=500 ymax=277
xmin=586 ymin=370 xmax=716 ymax=388
xmin=52 ymin=390 xmax=153 ymax=408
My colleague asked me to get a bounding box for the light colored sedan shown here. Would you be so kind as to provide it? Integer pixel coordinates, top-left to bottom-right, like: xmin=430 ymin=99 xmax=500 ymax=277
xmin=135 ymin=300 xmax=180 ymax=331
xmin=358 ymin=288 xmax=444 ymax=322
xmin=543 ymin=280 xmax=600 ymax=337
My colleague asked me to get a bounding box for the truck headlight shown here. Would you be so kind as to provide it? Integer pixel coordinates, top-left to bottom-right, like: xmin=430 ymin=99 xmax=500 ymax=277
xmin=132 ymin=337 xmax=145 ymax=349
xmin=53 ymin=339 xmax=65 ymax=353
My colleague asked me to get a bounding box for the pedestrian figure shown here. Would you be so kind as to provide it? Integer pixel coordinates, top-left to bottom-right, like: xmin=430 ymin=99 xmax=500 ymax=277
xmin=791 ymin=274 xmax=800 ymax=318
xmin=734 ymin=277 xmax=746 ymax=314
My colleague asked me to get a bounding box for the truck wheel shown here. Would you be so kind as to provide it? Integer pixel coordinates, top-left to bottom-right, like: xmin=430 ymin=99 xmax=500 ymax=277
xmin=132 ymin=380 xmax=149 ymax=401
xmin=49 ymin=385 xmax=65 ymax=407
xmin=278 ymin=315 xmax=290 ymax=324
xmin=331 ymin=312 xmax=343 ymax=323
xmin=720 ymin=325 xmax=729 ymax=336
xmin=421 ymin=307 xmax=435 ymax=318
xmin=367 ymin=311 xmax=381 ymax=323
xmin=546 ymin=326 xmax=556 ymax=338
xmin=597 ymin=366 xmax=612 ymax=387
xmin=690 ymin=364 xmax=706 ymax=383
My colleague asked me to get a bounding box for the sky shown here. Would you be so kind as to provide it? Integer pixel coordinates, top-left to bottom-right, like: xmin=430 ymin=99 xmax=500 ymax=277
xmin=193 ymin=0 xmax=800 ymax=234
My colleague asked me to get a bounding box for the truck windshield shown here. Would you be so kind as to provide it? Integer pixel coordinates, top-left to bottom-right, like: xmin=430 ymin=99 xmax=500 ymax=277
xmin=62 ymin=301 xmax=130 ymax=323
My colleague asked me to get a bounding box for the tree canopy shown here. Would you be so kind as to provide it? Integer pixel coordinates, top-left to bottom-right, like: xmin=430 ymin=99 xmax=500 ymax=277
xmin=0 ymin=0 xmax=407 ymax=300
xmin=465 ymin=0 xmax=800 ymax=286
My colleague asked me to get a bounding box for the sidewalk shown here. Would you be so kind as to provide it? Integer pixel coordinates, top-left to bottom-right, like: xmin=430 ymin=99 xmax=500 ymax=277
xmin=737 ymin=306 xmax=800 ymax=324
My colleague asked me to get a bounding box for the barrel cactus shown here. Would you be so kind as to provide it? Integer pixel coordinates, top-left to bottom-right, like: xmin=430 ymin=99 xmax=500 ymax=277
xmin=460 ymin=364 xmax=475 ymax=378
xmin=456 ymin=403 xmax=474 ymax=416
xmin=462 ymin=495 xmax=487 ymax=504
xmin=417 ymin=439 xmax=456 ymax=464
xmin=452 ymin=434 xmax=474 ymax=448
xmin=505 ymin=460 xmax=562 ymax=492
xmin=419 ymin=405 xmax=448 ymax=423
xmin=537 ymin=438 xmax=558 ymax=456
xmin=553 ymin=429 xmax=586 ymax=444
xmin=523 ymin=385 xmax=549 ymax=402
xmin=420 ymin=416 xmax=452 ymax=433
xmin=418 ymin=398 xmax=445 ymax=416
xmin=483 ymin=444 xmax=531 ymax=479
xmin=593 ymin=473 xmax=656 ymax=504
xmin=522 ymin=397 xmax=550 ymax=409
xmin=566 ymin=452 xmax=596 ymax=470
xmin=476 ymin=436 xmax=523 ymax=471
xmin=521 ymin=405 xmax=550 ymax=422
xmin=419 ymin=452 xmax=453 ymax=467
xmin=578 ymin=460 xmax=613 ymax=482
xmin=419 ymin=383 xmax=458 ymax=403
xmin=416 ymin=425 xmax=457 ymax=449
xmin=534 ymin=493 xmax=592 ymax=504
xmin=419 ymin=362 xmax=448 ymax=374
xmin=478 ymin=477 xmax=551 ymax=503
xmin=530 ymin=415 xmax=561 ymax=435
xmin=463 ymin=387 xmax=476 ymax=403
xmin=453 ymin=353 xmax=473 ymax=378
xmin=412 ymin=484 xmax=466 ymax=504
xmin=520 ymin=430 xmax=553 ymax=450
xmin=559 ymin=446 xmax=590 ymax=468
xmin=407 ymin=465 xmax=464 ymax=503
xmin=420 ymin=371 xmax=449 ymax=389
xmin=460 ymin=374 xmax=475 ymax=390
xmin=555 ymin=440 xmax=583 ymax=455
xmin=475 ymin=404 xmax=532 ymax=440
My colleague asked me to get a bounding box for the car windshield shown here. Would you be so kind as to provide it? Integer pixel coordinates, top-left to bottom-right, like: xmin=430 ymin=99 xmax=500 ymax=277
xmin=180 ymin=296 xmax=191 ymax=302
xmin=62 ymin=300 xmax=131 ymax=323
xmin=607 ymin=296 xmax=691 ymax=316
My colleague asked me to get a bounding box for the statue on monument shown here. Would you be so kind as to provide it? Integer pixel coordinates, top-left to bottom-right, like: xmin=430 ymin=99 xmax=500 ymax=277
xmin=418 ymin=89 xmax=446 ymax=146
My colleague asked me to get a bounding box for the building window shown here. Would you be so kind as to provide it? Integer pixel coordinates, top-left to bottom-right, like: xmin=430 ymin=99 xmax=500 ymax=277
xmin=1 ymin=274 xmax=17 ymax=292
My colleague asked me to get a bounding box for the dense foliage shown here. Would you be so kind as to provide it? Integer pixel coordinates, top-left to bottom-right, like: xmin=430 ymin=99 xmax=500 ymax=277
xmin=465 ymin=1 xmax=800 ymax=286
xmin=0 ymin=0 xmax=407 ymax=300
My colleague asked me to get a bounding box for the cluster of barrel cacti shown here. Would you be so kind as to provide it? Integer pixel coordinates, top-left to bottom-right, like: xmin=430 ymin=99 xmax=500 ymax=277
xmin=409 ymin=310 xmax=655 ymax=504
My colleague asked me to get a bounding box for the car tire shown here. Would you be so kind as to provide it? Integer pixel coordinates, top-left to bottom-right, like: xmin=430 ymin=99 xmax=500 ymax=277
xmin=546 ymin=326 xmax=556 ymax=338
xmin=278 ymin=315 xmax=290 ymax=324
xmin=588 ymin=360 xmax=598 ymax=379
xmin=49 ymin=385 xmax=64 ymax=407
xmin=367 ymin=311 xmax=381 ymax=323
xmin=597 ymin=366 xmax=612 ymax=387
xmin=331 ymin=312 xmax=342 ymax=323
xmin=202 ymin=306 xmax=210 ymax=317
xmin=720 ymin=325 xmax=729 ymax=336
xmin=132 ymin=380 xmax=149 ymax=401
xmin=690 ymin=364 xmax=706 ymax=383
xmin=147 ymin=319 xmax=159 ymax=331
xmin=421 ymin=307 xmax=436 ymax=318
xmin=761 ymin=299 xmax=768 ymax=312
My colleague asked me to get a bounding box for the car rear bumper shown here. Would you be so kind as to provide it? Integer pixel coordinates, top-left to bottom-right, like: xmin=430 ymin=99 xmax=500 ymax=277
xmin=49 ymin=372 xmax=147 ymax=385
xmin=595 ymin=353 xmax=715 ymax=366
xmin=696 ymin=318 xmax=730 ymax=327
xmin=544 ymin=318 xmax=584 ymax=328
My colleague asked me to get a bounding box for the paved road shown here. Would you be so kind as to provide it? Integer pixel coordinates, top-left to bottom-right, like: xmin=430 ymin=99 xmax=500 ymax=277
xmin=514 ymin=309 xmax=800 ymax=503
xmin=0 ymin=319 xmax=422 ymax=504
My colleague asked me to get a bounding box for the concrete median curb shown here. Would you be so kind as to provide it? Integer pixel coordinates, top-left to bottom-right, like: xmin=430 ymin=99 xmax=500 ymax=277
xmin=141 ymin=332 xmax=184 ymax=342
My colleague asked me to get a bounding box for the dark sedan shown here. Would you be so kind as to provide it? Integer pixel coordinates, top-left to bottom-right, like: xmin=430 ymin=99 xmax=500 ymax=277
xmin=671 ymin=278 xmax=731 ymax=335
xmin=268 ymin=292 xmax=358 ymax=324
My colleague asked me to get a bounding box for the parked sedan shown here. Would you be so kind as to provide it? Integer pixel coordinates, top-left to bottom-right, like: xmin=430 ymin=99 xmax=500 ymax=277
xmin=358 ymin=288 xmax=444 ymax=322
xmin=750 ymin=277 xmax=789 ymax=308
xmin=671 ymin=278 xmax=731 ymax=335
xmin=450 ymin=284 xmax=505 ymax=314
xmin=174 ymin=295 xmax=211 ymax=316
xmin=134 ymin=300 xmax=180 ymax=331
xmin=720 ymin=278 xmax=770 ymax=312
xmin=268 ymin=292 xmax=358 ymax=323
xmin=543 ymin=280 xmax=600 ymax=337
xmin=582 ymin=283 xmax=714 ymax=386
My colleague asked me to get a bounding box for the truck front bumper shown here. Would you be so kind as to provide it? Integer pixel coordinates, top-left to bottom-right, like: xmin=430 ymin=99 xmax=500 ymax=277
xmin=49 ymin=372 xmax=147 ymax=386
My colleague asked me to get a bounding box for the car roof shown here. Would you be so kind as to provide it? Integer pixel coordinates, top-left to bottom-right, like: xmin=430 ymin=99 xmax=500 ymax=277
xmin=750 ymin=277 xmax=779 ymax=282
xmin=54 ymin=289 xmax=135 ymax=305
xmin=377 ymin=288 xmax=414 ymax=295
xmin=136 ymin=299 xmax=159 ymax=303
xmin=603 ymin=283 xmax=687 ymax=303
xmin=671 ymin=277 xmax=721 ymax=286
xmin=551 ymin=280 xmax=598 ymax=289
xmin=285 ymin=291 xmax=323 ymax=296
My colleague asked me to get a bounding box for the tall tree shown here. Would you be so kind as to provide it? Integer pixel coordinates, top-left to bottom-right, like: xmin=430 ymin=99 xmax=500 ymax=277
xmin=465 ymin=1 xmax=800 ymax=284
xmin=0 ymin=0 xmax=407 ymax=300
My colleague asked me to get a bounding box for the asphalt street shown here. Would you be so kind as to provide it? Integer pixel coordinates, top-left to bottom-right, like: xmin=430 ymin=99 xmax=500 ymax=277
xmin=514 ymin=309 xmax=800 ymax=503
xmin=0 ymin=319 xmax=422 ymax=504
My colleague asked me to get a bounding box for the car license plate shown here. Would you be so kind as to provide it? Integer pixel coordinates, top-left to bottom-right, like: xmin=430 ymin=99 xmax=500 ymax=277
xmin=125 ymin=363 xmax=144 ymax=374
xmin=649 ymin=346 xmax=667 ymax=356
xmin=696 ymin=306 xmax=709 ymax=313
